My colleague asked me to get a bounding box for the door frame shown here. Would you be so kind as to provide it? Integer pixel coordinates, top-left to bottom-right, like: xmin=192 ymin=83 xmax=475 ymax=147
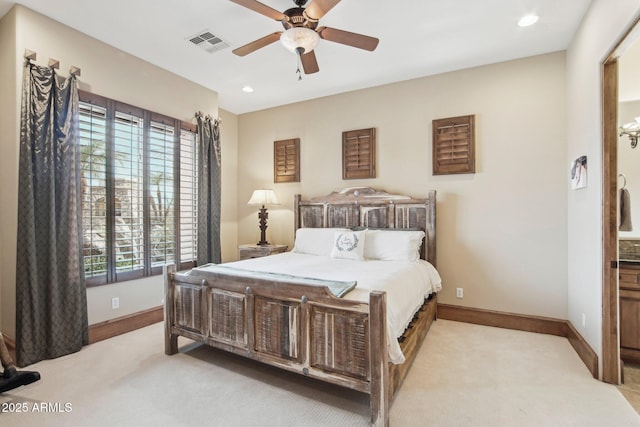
xmin=602 ymin=16 xmax=640 ymax=384
xmin=602 ymin=56 xmax=619 ymax=384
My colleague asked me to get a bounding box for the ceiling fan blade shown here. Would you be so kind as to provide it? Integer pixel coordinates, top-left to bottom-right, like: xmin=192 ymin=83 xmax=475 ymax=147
xmin=304 ymin=0 xmax=341 ymax=21
xmin=300 ymin=50 xmax=320 ymax=74
xmin=317 ymin=27 xmax=379 ymax=51
xmin=229 ymin=0 xmax=286 ymax=21
xmin=232 ymin=32 xmax=282 ymax=56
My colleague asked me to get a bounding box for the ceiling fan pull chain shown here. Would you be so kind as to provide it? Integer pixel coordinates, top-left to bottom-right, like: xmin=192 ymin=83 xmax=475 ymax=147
xmin=296 ymin=50 xmax=303 ymax=81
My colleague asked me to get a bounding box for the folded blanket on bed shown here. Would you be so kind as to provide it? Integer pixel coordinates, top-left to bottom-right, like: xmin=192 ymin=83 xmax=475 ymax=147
xmin=191 ymin=263 xmax=357 ymax=298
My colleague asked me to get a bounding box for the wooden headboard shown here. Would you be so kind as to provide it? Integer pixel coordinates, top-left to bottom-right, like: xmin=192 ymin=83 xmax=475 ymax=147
xmin=294 ymin=187 xmax=437 ymax=266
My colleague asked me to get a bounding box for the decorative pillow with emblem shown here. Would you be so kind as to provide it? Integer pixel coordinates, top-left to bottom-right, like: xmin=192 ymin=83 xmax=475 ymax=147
xmin=330 ymin=230 xmax=366 ymax=261
xmin=292 ymin=227 xmax=350 ymax=256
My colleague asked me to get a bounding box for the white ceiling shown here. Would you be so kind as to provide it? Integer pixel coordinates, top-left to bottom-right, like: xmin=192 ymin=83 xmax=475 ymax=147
xmin=0 ymin=0 xmax=594 ymax=114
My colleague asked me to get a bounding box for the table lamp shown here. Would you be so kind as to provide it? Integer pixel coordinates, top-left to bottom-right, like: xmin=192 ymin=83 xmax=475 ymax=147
xmin=247 ymin=189 xmax=279 ymax=246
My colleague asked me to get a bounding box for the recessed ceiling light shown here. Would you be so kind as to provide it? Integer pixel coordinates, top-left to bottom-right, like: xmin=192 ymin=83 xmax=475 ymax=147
xmin=242 ymin=85 xmax=254 ymax=93
xmin=518 ymin=14 xmax=539 ymax=27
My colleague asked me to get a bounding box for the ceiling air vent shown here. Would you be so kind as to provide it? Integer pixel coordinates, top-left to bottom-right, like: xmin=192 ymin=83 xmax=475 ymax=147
xmin=187 ymin=30 xmax=230 ymax=54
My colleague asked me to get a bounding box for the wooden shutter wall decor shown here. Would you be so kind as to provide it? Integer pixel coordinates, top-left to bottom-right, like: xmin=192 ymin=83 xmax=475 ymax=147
xmin=274 ymin=138 xmax=300 ymax=183
xmin=432 ymin=115 xmax=475 ymax=175
xmin=342 ymin=128 xmax=376 ymax=180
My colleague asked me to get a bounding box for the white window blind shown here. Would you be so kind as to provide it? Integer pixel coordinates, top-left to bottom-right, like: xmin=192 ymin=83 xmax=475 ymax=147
xmin=113 ymin=111 xmax=145 ymax=277
xmin=179 ymin=128 xmax=198 ymax=266
xmin=79 ymin=103 xmax=108 ymax=279
xmin=148 ymin=120 xmax=176 ymax=269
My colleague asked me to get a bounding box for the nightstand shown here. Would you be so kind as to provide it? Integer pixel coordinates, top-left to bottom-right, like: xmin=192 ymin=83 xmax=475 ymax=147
xmin=238 ymin=244 xmax=288 ymax=260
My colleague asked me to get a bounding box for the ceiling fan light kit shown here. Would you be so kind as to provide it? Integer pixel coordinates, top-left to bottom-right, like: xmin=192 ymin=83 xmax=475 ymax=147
xmin=280 ymin=27 xmax=319 ymax=54
xmin=230 ymin=0 xmax=379 ymax=76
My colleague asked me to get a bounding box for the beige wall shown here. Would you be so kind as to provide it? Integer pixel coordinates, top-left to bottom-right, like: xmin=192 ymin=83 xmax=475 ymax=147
xmin=238 ymin=52 xmax=568 ymax=319
xmin=0 ymin=6 xmax=238 ymax=335
xmin=566 ymin=0 xmax=640 ymax=377
xmin=219 ymin=108 xmax=239 ymax=262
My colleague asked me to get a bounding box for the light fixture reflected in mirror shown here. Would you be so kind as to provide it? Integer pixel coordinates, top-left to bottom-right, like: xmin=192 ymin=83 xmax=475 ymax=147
xmin=620 ymin=117 xmax=640 ymax=148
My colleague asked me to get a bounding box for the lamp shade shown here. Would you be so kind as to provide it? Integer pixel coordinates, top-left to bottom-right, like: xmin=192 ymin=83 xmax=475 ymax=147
xmin=248 ymin=189 xmax=279 ymax=206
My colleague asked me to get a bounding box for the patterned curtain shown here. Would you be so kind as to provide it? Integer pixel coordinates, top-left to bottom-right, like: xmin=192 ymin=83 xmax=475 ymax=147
xmin=196 ymin=113 xmax=222 ymax=265
xmin=15 ymin=61 xmax=87 ymax=367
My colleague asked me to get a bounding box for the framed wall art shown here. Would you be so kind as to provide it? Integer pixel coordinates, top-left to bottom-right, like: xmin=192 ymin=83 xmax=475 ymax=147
xmin=570 ymin=155 xmax=587 ymax=190
xmin=342 ymin=128 xmax=376 ymax=180
xmin=274 ymin=138 xmax=300 ymax=183
xmin=432 ymin=115 xmax=475 ymax=175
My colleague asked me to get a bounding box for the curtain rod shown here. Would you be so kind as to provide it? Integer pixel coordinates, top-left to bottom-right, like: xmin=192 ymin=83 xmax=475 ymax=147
xmin=24 ymin=49 xmax=81 ymax=77
xmin=196 ymin=110 xmax=221 ymax=123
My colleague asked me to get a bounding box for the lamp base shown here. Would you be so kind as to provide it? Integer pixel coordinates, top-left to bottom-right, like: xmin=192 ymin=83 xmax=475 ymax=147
xmin=257 ymin=206 xmax=269 ymax=247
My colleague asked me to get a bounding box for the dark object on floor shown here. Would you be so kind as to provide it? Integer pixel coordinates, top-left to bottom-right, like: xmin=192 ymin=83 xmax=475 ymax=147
xmin=0 ymin=368 xmax=41 ymax=394
xmin=0 ymin=332 xmax=40 ymax=393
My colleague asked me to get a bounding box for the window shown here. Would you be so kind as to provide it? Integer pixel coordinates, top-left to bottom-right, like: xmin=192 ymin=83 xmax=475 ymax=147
xmin=79 ymin=91 xmax=197 ymax=285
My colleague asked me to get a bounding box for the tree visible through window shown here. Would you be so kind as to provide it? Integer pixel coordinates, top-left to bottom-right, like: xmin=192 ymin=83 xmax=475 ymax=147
xmin=79 ymin=92 xmax=197 ymax=285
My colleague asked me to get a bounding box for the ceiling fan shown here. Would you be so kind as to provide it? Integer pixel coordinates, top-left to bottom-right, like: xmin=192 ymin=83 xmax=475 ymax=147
xmin=230 ymin=0 xmax=379 ymax=76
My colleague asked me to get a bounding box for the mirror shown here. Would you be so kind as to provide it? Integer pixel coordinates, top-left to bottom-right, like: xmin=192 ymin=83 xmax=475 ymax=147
xmin=618 ymin=39 xmax=640 ymax=260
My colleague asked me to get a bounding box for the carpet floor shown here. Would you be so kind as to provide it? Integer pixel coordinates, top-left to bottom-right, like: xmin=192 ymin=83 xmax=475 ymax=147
xmin=1 ymin=319 xmax=639 ymax=426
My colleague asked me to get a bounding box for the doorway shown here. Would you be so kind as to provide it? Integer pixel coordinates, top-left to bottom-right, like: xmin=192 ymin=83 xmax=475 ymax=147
xmin=602 ymin=18 xmax=640 ymax=385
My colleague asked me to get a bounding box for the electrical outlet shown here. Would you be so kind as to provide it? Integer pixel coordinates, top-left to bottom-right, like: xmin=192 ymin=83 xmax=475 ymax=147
xmin=456 ymin=288 xmax=463 ymax=299
xmin=111 ymin=297 xmax=120 ymax=310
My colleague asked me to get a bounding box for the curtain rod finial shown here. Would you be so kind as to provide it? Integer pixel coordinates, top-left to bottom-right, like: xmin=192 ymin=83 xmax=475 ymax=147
xmin=24 ymin=49 xmax=36 ymax=61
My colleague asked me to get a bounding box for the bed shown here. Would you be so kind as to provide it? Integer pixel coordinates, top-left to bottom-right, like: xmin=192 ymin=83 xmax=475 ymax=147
xmin=164 ymin=187 xmax=440 ymax=426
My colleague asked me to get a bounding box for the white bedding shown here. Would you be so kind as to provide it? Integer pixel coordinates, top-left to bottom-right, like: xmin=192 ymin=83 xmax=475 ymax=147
xmin=215 ymin=252 xmax=442 ymax=364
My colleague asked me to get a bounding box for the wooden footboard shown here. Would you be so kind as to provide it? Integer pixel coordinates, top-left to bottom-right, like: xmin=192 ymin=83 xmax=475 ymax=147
xmin=165 ymin=264 xmax=398 ymax=426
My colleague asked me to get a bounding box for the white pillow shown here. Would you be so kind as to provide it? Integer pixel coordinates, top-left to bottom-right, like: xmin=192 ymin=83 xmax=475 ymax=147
xmin=364 ymin=229 xmax=425 ymax=262
xmin=292 ymin=228 xmax=350 ymax=256
xmin=330 ymin=230 xmax=366 ymax=261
